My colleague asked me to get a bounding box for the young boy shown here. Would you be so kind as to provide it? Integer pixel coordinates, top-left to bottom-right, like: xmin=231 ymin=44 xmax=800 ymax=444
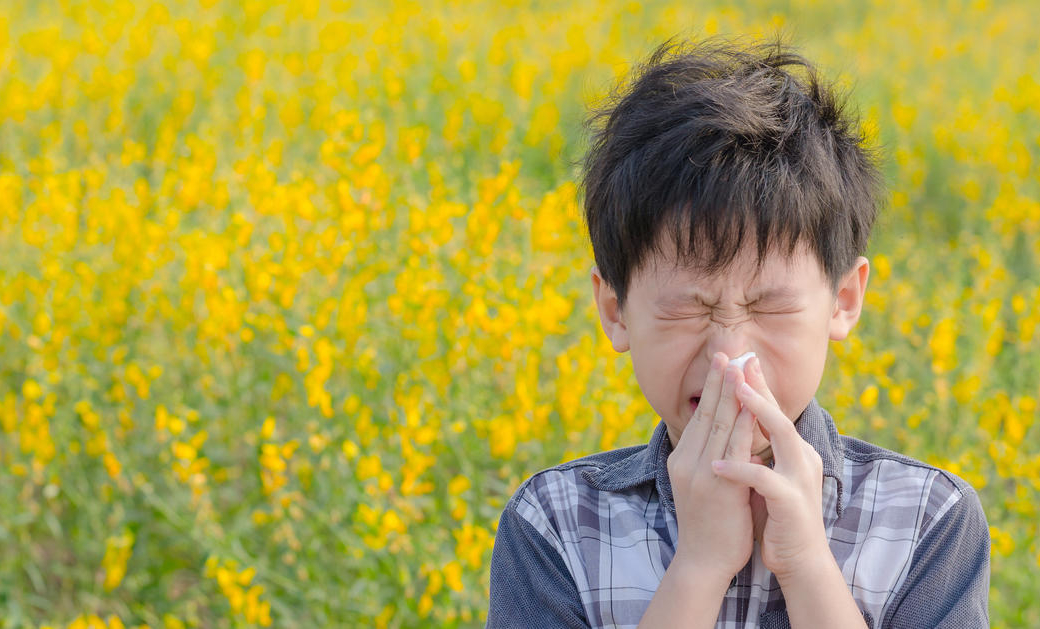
xmin=486 ymin=36 xmax=990 ymax=628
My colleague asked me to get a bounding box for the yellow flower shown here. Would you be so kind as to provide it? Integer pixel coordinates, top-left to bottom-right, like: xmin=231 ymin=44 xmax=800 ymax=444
xmin=887 ymin=385 xmax=906 ymax=407
xmin=22 ymin=378 xmax=42 ymax=401
xmin=990 ymin=526 xmax=1015 ymax=556
xmin=859 ymin=385 xmax=879 ymax=409
xmin=261 ymin=416 xmax=276 ymax=440
xmin=928 ymin=317 xmax=958 ymax=373
xmin=443 ymin=560 xmax=464 ymax=592
xmin=356 ymin=455 xmax=381 ymax=481
xmin=448 ymin=475 xmax=471 ymax=495
xmin=103 ymin=452 xmax=122 ymax=480
xmin=101 ymin=530 xmax=135 ymax=591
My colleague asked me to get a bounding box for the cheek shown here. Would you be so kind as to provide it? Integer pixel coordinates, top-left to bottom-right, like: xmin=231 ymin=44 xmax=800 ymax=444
xmin=630 ymin=329 xmax=694 ymax=377
xmin=757 ymin=323 xmax=831 ymax=418
xmin=629 ymin=326 xmax=703 ymax=393
xmin=633 ymin=320 xmax=705 ymax=358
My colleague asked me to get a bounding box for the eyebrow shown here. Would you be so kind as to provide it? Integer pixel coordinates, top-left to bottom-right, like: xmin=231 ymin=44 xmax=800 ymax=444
xmin=655 ymin=286 xmax=800 ymax=308
xmin=654 ymin=289 xmax=714 ymax=309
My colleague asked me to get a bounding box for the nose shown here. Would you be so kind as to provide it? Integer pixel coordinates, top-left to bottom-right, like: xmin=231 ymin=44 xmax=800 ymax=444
xmin=705 ymin=321 xmax=751 ymax=364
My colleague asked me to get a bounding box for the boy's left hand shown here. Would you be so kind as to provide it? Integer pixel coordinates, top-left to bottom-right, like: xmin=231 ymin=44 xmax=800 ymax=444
xmin=710 ymin=362 xmax=830 ymax=583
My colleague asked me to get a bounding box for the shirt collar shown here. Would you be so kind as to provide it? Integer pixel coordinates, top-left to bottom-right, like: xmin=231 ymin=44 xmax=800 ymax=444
xmin=581 ymin=398 xmax=847 ymax=518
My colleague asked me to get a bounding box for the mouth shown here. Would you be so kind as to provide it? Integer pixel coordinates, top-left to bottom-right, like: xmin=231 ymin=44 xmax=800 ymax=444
xmin=689 ymin=396 xmax=701 ymax=414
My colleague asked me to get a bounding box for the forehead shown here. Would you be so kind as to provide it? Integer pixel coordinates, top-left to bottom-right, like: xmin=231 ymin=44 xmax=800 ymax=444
xmin=636 ymin=237 xmax=825 ymax=296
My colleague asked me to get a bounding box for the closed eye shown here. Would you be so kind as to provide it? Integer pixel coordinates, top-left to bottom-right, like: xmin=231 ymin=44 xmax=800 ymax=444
xmin=751 ymin=308 xmax=803 ymax=317
xmin=656 ymin=311 xmax=712 ymax=320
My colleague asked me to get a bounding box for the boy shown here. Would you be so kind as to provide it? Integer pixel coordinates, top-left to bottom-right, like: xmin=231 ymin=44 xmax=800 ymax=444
xmin=486 ymin=36 xmax=989 ymax=628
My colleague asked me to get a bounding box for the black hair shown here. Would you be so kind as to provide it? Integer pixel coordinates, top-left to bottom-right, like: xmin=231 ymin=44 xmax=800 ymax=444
xmin=580 ymin=34 xmax=885 ymax=312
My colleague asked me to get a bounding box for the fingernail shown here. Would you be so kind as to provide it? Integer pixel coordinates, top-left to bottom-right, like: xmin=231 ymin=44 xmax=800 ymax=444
xmin=711 ymin=353 xmax=725 ymax=370
xmin=711 ymin=460 xmax=726 ymax=472
xmin=738 ymin=382 xmax=754 ymax=397
xmin=752 ymin=356 xmax=762 ymax=373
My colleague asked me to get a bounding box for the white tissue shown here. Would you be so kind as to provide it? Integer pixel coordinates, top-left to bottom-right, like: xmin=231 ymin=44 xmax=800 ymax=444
xmin=730 ymin=351 xmax=756 ymax=370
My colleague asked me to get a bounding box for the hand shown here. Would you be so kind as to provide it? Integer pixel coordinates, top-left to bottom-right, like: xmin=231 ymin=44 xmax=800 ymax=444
xmin=741 ymin=356 xmax=778 ymax=542
xmin=709 ymin=369 xmax=829 ymax=582
xmin=742 ymin=356 xmax=778 ymax=468
xmin=667 ymin=352 xmax=759 ymax=583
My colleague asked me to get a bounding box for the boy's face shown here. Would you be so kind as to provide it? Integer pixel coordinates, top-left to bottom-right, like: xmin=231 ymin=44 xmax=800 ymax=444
xmin=592 ymin=235 xmax=869 ymax=455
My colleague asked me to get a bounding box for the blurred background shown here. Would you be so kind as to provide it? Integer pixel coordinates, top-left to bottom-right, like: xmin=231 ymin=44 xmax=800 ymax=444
xmin=1 ymin=0 xmax=1038 ymax=627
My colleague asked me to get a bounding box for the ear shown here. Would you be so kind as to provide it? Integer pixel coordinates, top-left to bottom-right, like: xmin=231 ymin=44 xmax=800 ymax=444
xmin=591 ymin=265 xmax=630 ymax=352
xmin=829 ymin=256 xmax=870 ymax=341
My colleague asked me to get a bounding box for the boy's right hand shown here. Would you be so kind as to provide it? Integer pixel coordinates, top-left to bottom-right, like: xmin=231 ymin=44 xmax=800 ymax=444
xmin=666 ymin=352 xmax=759 ymax=585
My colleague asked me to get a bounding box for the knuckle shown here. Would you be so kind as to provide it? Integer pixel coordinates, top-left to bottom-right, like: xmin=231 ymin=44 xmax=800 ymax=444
xmin=711 ymin=420 xmax=729 ymax=435
xmin=801 ymin=444 xmax=822 ymax=467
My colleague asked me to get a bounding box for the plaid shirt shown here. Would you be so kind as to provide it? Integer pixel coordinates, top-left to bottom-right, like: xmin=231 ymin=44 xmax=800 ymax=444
xmin=486 ymin=399 xmax=990 ymax=628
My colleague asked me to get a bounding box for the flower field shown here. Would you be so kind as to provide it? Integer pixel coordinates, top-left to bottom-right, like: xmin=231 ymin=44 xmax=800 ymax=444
xmin=1 ymin=0 xmax=1038 ymax=627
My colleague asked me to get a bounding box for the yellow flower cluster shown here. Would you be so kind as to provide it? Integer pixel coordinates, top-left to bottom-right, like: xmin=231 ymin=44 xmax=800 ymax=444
xmin=41 ymin=616 xmax=129 ymax=629
xmin=39 ymin=612 xmax=190 ymax=629
xmin=101 ymin=529 xmax=135 ymax=591
xmin=203 ymin=557 xmax=273 ymax=627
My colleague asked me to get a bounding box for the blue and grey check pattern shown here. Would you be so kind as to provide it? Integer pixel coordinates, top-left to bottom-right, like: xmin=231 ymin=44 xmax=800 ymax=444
xmin=487 ymin=399 xmax=990 ymax=628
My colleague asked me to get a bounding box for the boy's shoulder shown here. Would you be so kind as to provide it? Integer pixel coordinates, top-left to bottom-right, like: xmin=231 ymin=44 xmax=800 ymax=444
xmin=834 ymin=430 xmax=985 ymax=547
xmin=838 ymin=431 xmax=978 ymax=496
xmin=830 ymin=431 xmax=990 ymax=627
xmin=505 ymin=441 xmax=650 ymax=511
xmin=501 ymin=424 xmax=677 ymax=541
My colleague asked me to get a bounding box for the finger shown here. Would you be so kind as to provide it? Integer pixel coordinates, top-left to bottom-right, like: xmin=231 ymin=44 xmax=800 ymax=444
xmin=746 ymin=356 xmax=779 ymax=408
xmin=680 ymin=352 xmax=726 ymax=451
xmin=736 ymin=381 xmax=801 ymax=465
xmin=745 ymin=356 xmax=777 ymax=444
xmin=695 ymin=352 xmax=727 ymax=421
xmin=723 ymin=405 xmax=755 ymax=462
xmin=700 ymin=364 xmax=745 ymax=462
xmin=710 ymin=459 xmax=785 ymax=500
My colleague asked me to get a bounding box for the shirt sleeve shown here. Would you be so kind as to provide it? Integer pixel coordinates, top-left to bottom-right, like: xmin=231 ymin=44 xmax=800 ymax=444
xmin=881 ymin=484 xmax=990 ymax=628
xmin=486 ymin=497 xmax=589 ymax=629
